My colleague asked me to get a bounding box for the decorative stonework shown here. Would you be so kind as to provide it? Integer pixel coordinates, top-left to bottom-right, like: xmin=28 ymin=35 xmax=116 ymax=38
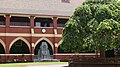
xmin=54 ymin=29 xmax=57 ymax=34
xmin=34 ymin=37 xmax=54 ymax=51
xmin=31 ymin=28 xmax=34 ymax=34
xmin=32 ymin=43 xmax=34 ymax=48
xmin=42 ymin=29 xmax=46 ymax=33
xmin=38 ymin=42 xmax=51 ymax=60
xmin=55 ymin=43 xmax=58 ymax=47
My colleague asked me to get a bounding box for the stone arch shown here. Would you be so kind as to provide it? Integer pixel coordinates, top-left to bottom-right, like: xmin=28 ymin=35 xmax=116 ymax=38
xmin=9 ymin=37 xmax=31 ymax=52
xmin=58 ymin=40 xmax=66 ymax=53
xmin=0 ymin=39 xmax=6 ymax=53
xmin=58 ymin=40 xmax=62 ymax=47
xmin=34 ymin=37 xmax=54 ymax=51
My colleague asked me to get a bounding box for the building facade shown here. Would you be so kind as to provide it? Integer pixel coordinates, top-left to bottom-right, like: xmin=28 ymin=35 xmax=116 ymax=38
xmin=0 ymin=0 xmax=98 ymax=62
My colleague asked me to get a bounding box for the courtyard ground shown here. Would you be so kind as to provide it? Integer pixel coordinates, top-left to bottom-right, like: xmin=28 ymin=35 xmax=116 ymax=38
xmin=0 ymin=62 xmax=68 ymax=67
xmin=27 ymin=64 xmax=68 ymax=67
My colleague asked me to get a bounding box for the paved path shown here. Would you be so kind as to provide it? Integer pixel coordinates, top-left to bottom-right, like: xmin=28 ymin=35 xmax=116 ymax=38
xmin=27 ymin=64 xmax=68 ymax=67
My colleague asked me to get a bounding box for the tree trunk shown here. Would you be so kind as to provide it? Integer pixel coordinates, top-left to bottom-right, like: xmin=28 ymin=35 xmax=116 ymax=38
xmin=100 ymin=48 xmax=106 ymax=58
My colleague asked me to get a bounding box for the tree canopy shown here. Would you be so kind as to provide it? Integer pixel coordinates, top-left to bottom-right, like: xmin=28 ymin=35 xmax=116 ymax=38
xmin=61 ymin=0 xmax=120 ymax=54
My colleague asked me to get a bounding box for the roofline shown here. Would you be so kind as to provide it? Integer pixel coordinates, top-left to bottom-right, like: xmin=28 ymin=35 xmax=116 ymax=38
xmin=0 ymin=12 xmax=70 ymax=18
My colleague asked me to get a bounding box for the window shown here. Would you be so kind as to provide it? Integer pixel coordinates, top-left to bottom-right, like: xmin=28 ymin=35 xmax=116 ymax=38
xmin=0 ymin=16 xmax=5 ymax=26
xmin=15 ymin=40 xmax=22 ymax=46
xmin=10 ymin=22 xmax=30 ymax=26
xmin=0 ymin=21 xmax=5 ymax=26
xmin=61 ymin=0 xmax=70 ymax=3
xmin=35 ymin=18 xmax=52 ymax=27
xmin=35 ymin=22 xmax=41 ymax=27
xmin=10 ymin=16 xmax=30 ymax=26
xmin=57 ymin=18 xmax=68 ymax=27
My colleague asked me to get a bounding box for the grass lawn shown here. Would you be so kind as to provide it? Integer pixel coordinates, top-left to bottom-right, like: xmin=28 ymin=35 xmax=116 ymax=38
xmin=0 ymin=62 xmax=68 ymax=67
xmin=0 ymin=64 xmax=24 ymax=67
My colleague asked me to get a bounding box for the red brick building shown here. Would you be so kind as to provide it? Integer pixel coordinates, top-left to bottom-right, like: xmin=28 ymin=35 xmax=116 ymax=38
xmin=0 ymin=0 xmax=98 ymax=62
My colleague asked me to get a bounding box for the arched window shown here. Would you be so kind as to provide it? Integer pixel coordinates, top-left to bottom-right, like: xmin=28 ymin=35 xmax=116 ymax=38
xmin=0 ymin=43 xmax=5 ymax=54
xmin=10 ymin=40 xmax=30 ymax=54
xmin=34 ymin=40 xmax=53 ymax=55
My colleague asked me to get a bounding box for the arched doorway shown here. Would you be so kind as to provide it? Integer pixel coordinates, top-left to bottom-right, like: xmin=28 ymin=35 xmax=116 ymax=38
xmin=10 ymin=40 xmax=30 ymax=54
xmin=0 ymin=43 xmax=5 ymax=54
xmin=34 ymin=40 xmax=53 ymax=58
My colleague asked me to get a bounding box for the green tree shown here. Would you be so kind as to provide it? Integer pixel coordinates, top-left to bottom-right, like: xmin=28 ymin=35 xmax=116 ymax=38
xmin=92 ymin=19 xmax=120 ymax=57
xmin=61 ymin=0 xmax=120 ymax=57
xmin=84 ymin=0 xmax=118 ymax=5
